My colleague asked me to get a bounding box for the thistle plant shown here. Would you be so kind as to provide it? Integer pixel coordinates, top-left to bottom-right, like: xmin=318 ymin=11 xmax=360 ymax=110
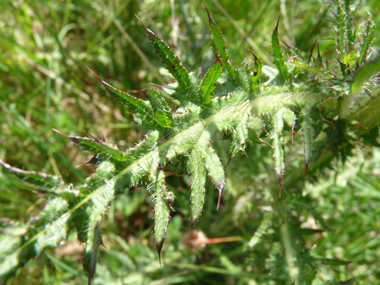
xmin=1 ymin=0 xmax=379 ymax=284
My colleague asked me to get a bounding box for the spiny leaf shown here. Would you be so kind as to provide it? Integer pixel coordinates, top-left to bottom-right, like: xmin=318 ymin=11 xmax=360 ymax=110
xmin=301 ymin=105 xmax=315 ymax=177
xmin=204 ymin=1 xmax=238 ymax=83
xmin=145 ymin=89 xmax=173 ymax=128
xmin=344 ymin=0 xmax=357 ymax=47
xmin=53 ymin=129 xmax=129 ymax=162
xmin=0 ymin=159 xmax=63 ymax=192
xmin=74 ymin=160 xmax=117 ymax=246
xmin=336 ymin=2 xmax=346 ymax=59
xmin=248 ymin=49 xmax=263 ymax=90
xmin=281 ymin=108 xmax=296 ymax=142
xmin=88 ymin=69 xmax=163 ymax=129
xmin=229 ymin=113 xmax=249 ymax=158
xmin=246 ymin=115 xmax=263 ymax=131
xmin=350 ymin=53 xmax=380 ymax=96
xmin=126 ymin=130 xmax=160 ymax=160
xmin=137 ymin=17 xmax=201 ymax=106
xmin=358 ymin=13 xmax=376 ymax=67
xmin=84 ymin=224 xmax=101 ymax=285
xmin=35 ymin=197 xmax=70 ymax=254
xmin=271 ymin=16 xmax=291 ymax=85
xmin=270 ymin=109 xmax=285 ymax=195
xmin=151 ymin=170 xmax=171 ymax=264
xmin=247 ymin=213 xmax=271 ymax=249
xmin=203 ymin=143 xmax=225 ymax=209
xmin=201 ymin=52 xmax=223 ymax=105
xmin=238 ymin=58 xmax=252 ymax=93
xmin=136 ymin=17 xmax=187 ymax=81
xmin=188 ymin=148 xmax=207 ymax=227
xmin=288 ymin=61 xmax=332 ymax=79
xmin=281 ymin=108 xmax=296 ymax=128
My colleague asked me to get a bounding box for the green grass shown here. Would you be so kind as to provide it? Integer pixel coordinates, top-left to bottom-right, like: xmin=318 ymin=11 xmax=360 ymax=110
xmin=1 ymin=0 xmax=380 ymax=284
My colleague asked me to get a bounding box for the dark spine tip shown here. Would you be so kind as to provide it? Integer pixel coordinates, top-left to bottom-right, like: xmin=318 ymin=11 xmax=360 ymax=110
xmin=226 ymin=157 xmax=232 ymax=167
xmin=52 ymin=128 xmax=69 ymax=138
xmin=275 ymin=15 xmax=281 ymax=32
xmin=155 ymin=240 xmax=164 ymax=266
xmin=135 ymin=15 xmax=149 ymax=31
xmin=203 ymin=0 xmax=212 ymax=22
xmin=189 ymin=219 xmax=197 ymax=231
xmin=210 ymin=47 xmax=221 ymax=62
xmin=281 ymin=40 xmax=294 ymax=50
xmin=305 ymin=163 xmax=309 ymax=182
xmin=84 ymin=131 xmax=99 ymax=142
xmin=87 ymin=67 xmax=102 ymax=82
xmin=356 ymin=122 xmax=368 ymax=129
xmin=200 ymin=56 xmax=208 ymax=72
xmin=310 ymin=38 xmax=318 ymax=55
xmin=100 ymin=239 xmax=108 ymax=250
xmin=247 ymin=49 xmax=258 ymax=61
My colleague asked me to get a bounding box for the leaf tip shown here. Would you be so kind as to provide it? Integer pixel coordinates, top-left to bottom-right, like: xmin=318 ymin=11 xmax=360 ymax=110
xmin=226 ymin=157 xmax=232 ymax=167
xmin=200 ymin=56 xmax=208 ymax=72
xmin=52 ymin=128 xmax=69 ymax=138
xmin=274 ymin=15 xmax=281 ymax=33
xmin=216 ymin=183 xmax=223 ymax=210
xmin=155 ymin=240 xmax=164 ymax=266
xmin=149 ymin=83 xmax=165 ymax=90
xmin=203 ymin=0 xmax=212 ymax=22
xmin=135 ymin=15 xmax=149 ymax=31
xmin=310 ymin=38 xmax=318 ymax=56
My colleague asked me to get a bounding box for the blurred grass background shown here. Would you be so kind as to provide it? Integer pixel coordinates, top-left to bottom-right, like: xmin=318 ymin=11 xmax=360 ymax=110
xmin=1 ymin=0 xmax=380 ymax=284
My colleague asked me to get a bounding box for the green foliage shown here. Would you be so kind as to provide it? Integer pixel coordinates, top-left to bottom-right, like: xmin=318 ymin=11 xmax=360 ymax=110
xmin=1 ymin=0 xmax=380 ymax=284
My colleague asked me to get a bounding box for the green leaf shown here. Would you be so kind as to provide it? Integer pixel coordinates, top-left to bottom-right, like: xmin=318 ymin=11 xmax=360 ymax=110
xmin=126 ymin=130 xmax=160 ymax=160
xmin=271 ymin=17 xmax=291 ymax=85
xmin=336 ymin=3 xmax=346 ymax=59
xmin=248 ymin=50 xmax=263 ymax=90
xmin=0 ymin=159 xmax=63 ymax=192
xmin=201 ymin=54 xmax=223 ymax=105
xmin=301 ymin=106 xmax=315 ymax=169
xmin=203 ymin=143 xmax=225 ymax=209
xmin=35 ymin=197 xmax=70 ymax=254
xmin=281 ymin=108 xmax=296 ymax=128
xmin=204 ymin=2 xmax=238 ymax=83
xmin=247 ymin=213 xmax=271 ymax=249
xmin=88 ymin=69 xmax=163 ymax=129
xmin=270 ymin=109 xmax=285 ymax=194
xmin=229 ymin=113 xmax=249 ymax=158
xmin=246 ymin=115 xmax=263 ymax=131
xmin=137 ymin=18 xmax=201 ymax=105
xmin=74 ymin=160 xmax=117 ymax=250
xmin=238 ymin=58 xmax=252 ymax=93
xmin=53 ymin=130 xmax=130 ymax=162
xmin=358 ymin=13 xmax=376 ymax=67
xmin=350 ymin=53 xmax=380 ymax=96
xmin=145 ymin=89 xmax=173 ymax=128
xmin=84 ymin=224 xmax=101 ymax=285
xmin=188 ymin=148 xmax=207 ymax=227
xmin=151 ymin=170 xmax=171 ymax=263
